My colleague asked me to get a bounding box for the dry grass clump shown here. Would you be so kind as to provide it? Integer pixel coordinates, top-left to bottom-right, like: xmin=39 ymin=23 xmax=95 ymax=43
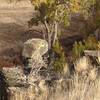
xmin=52 ymin=76 xmax=100 ymax=100
xmin=7 ymin=55 xmax=100 ymax=100
xmin=8 ymin=75 xmax=100 ymax=100
xmin=74 ymin=56 xmax=91 ymax=73
xmin=88 ymin=67 xmax=98 ymax=81
xmin=74 ymin=56 xmax=98 ymax=81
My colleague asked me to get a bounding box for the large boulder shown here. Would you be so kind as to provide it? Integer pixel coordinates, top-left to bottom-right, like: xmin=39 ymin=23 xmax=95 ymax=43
xmin=22 ymin=38 xmax=48 ymax=60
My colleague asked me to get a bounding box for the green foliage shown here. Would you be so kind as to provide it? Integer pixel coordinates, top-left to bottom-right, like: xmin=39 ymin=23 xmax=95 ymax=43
xmin=72 ymin=35 xmax=98 ymax=59
xmin=72 ymin=41 xmax=85 ymax=59
xmin=52 ymin=40 xmax=66 ymax=73
xmin=52 ymin=39 xmax=63 ymax=54
xmin=29 ymin=0 xmax=69 ymax=26
xmin=30 ymin=0 xmax=95 ymax=26
xmin=29 ymin=0 xmax=71 ymax=51
xmin=29 ymin=0 xmax=97 ymax=48
xmin=29 ymin=0 xmax=98 ymax=72
xmin=30 ymin=0 xmax=97 ymax=26
xmin=67 ymin=0 xmax=96 ymax=18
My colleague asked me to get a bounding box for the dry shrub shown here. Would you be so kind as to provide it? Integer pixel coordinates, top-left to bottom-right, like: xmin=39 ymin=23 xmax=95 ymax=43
xmin=74 ymin=56 xmax=91 ymax=73
xmin=52 ymin=75 xmax=100 ymax=100
xmin=74 ymin=56 xmax=98 ymax=81
xmin=72 ymin=35 xmax=99 ymax=59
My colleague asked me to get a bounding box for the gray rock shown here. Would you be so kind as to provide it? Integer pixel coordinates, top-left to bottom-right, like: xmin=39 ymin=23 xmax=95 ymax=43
xmin=22 ymin=38 xmax=48 ymax=60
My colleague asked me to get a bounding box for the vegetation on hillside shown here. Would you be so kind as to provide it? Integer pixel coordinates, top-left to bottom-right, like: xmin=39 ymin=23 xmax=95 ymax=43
xmin=0 ymin=0 xmax=100 ymax=100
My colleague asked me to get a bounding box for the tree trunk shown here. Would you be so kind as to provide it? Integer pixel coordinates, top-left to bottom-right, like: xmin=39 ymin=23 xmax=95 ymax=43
xmin=53 ymin=10 xmax=58 ymax=46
